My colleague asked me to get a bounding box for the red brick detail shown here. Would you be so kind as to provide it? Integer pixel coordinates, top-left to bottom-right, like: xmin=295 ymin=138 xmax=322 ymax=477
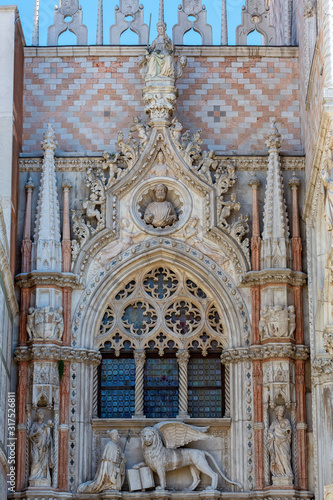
xmin=58 ymin=361 xmax=70 ymax=490
xmin=19 ymin=288 xmax=31 ymax=345
xmin=16 ymin=361 xmax=28 ymax=491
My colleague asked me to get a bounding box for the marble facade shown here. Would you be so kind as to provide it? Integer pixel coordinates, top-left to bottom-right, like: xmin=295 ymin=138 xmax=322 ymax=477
xmin=0 ymin=0 xmax=333 ymax=499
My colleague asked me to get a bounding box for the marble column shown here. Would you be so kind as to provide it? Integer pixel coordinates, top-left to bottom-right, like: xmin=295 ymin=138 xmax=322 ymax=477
xmin=134 ymin=350 xmax=146 ymax=417
xmin=21 ymin=177 xmax=34 ymax=274
xmin=177 ymin=350 xmax=190 ymax=418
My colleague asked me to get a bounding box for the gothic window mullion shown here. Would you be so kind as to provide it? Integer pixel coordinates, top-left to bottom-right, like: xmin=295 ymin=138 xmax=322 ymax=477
xmin=176 ymin=349 xmax=190 ymax=418
xmin=134 ymin=350 xmax=146 ymax=417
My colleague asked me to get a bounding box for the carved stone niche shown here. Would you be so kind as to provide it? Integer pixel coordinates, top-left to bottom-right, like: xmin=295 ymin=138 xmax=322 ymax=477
xmin=131 ymin=178 xmax=192 ymax=236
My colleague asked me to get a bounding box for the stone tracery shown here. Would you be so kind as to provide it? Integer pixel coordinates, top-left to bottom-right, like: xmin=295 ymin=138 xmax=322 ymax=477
xmin=96 ymin=265 xmax=227 ymax=354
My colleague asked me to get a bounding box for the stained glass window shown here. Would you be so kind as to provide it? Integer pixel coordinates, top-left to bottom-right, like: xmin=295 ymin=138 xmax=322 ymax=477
xmin=144 ymin=356 xmax=179 ymax=418
xmin=188 ymin=356 xmax=224 ymax=418
xmin=99 ymin=355 xmax=135 ymax=418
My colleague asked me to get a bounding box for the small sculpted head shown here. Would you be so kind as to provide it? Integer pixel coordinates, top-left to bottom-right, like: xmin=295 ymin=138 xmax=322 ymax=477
xmin=154 ymin=183 xmax=168 ymax=202
xmin=36 ymin=409 xmax=45 ymax=422
xmin=157 ymin=22 xmax=167 ymax=36
xmin=275 ymin=405 xmax=285 ymax=419
xmin=141 ymin=427 xmax=156 ymax=447
xmin=108 ymin=429 xmax=120 ymax=443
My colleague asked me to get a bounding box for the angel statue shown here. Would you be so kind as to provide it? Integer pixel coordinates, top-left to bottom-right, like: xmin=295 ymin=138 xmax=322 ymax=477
xmin=133 ymin=421 xmax=242 ymax=492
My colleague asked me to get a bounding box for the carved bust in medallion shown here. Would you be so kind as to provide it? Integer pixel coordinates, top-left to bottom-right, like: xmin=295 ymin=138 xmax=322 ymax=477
xmin=143 ymin=183 xmax=178 ymax=228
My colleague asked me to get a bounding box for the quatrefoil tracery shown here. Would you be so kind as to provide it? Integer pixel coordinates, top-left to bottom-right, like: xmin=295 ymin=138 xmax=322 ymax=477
xmin=96 ymin=266 xmax=227 ymax=354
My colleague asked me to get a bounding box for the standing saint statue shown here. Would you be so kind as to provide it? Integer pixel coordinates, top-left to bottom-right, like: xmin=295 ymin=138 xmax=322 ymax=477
xmin=320 ymin=162 xmax=333 ymax=231
xmin=268 ymin=406 xmax=293 ymax=482
xmin=78 ymin=429 xmax=126 ymax=493
xmin=28 ymin=409 xmax=54 ymax=486
xmin=143 ymin=184 xmax=177 ymax=228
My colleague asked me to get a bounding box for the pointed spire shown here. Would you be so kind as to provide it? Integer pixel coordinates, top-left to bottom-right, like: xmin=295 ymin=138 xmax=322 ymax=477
xmin=158 ymin=0 xmax=165 ymax=25
xmin=96 ymin=0 xmax=103 ymax=45
xmin=261 ymin=119 xmax=291 ymax=269
xmin=32 ymin=0 xmax=40 ymax=46
xmin=31 ymin=124 xmax=62 ymax=272
xmin=221 ymin=0 xmax=228 ymax=45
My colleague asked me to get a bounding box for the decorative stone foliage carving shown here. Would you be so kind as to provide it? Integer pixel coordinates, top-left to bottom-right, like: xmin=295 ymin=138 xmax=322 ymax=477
xmin=259 ymin=306 xmax=296 ymax=340
xmin=109 ymin=0 xmax=149 ymax=45
xmin=78 ymin=429 xmax=126 ymax=492
xmin=236 ymin=0 xmax=276 ymax=45
xmin=27 ymin=307 xmax=64 ymax=341
xmin=135 ymin=422 xmax=241 ymax=491
xmin=47 ymin=0 xmax=88 ymax=45
xmin=323 ymin=326 xmax=333 ymax=359
xmin=96 ymin=266 xmax=227 ymax=354
xmin=28 ymin=409 xmax=54 ymax=487
xmin=71 ymin=166 xmax=106 ymax=261
xmin=173 ymin=0 xmax=212 ymax=45
xmin=268 ymin=406 xmax=293 ymax=486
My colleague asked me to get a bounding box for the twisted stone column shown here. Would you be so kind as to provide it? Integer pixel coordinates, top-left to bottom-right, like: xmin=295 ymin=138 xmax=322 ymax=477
xmin=177 ymin=350 xmax=190 ymax=418
xmin=134 ymin=350 xmax=146 ymax=417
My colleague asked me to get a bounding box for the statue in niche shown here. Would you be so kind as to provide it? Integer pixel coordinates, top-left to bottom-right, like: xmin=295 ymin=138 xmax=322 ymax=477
xmin=183 ymin=218 xmax=228 ymax=266
xmin=320 ymin=162 xmax=333 ymax=231
xmin=28 ymin=409 xmax=54 ymax=486
xmin=78 ymin=429 xmax=126 ymax=493
xmin=143 ymin=184 xmax=177 ymax=228
xmin=145 ymin=22 xmax=175 ymax=80
xmin=268 ymin=406 xmax=293 ymax=481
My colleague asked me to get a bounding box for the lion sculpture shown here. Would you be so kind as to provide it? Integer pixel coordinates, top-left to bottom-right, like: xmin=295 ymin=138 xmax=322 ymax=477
xmin=134 ymin=421 xmax=242 ymax=491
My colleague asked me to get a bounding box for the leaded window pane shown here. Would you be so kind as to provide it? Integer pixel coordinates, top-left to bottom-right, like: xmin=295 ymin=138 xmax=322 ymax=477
xmin=144 ymin=357 xmax=178 ymax=418
xmin=99 ymin=356 xmax=135 ymax=418
xmin=188 ymin=357 xmax=223 ymax=418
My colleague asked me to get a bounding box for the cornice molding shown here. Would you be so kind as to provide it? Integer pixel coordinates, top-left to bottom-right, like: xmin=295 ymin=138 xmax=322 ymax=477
xmin=19 ymin=156 xmax=305 ymax=172
xmin=15 ymin=271 xmax=82 ymax=290
xmin=24 ymin=45 xmax=299 ymax=59
xmin=14 ymin=345 xmax=101 ymax=365
xmin=221 ymin=345 xmax=309 ymax=364
xmin=240 ymin=269 xmax=307 ymax=287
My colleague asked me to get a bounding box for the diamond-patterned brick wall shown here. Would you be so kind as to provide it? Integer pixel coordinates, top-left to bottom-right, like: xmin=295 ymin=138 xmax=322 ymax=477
xmin=23 ymin=52 xmax=302 ymax=155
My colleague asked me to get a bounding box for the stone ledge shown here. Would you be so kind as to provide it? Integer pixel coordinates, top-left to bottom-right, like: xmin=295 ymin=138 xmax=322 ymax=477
xmin=240 ymin=269 xmax=307 ymax=287
xmin=18 ymin=156 xmax=305 ymax=173
xmin=91 ymin=417 xmax=232 ymax=434
xmin=24 ymin=45 xmax=299 ymax=59
xmin=14 ymin=345 xmax=101 ymax=365
xmin=9 ymin=488 xmax=313 ymax=500
xmin=15 ymin=271 xmax=83 ymax=289
xmin=221 ymin=345 xmax=309 ymax=363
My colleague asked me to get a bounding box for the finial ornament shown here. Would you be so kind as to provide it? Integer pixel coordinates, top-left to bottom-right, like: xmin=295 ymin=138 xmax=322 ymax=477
xmin=265 ymin=118 xmax=281 ymax=152
xmin=41 ymin=123 xmax=58 ymax=153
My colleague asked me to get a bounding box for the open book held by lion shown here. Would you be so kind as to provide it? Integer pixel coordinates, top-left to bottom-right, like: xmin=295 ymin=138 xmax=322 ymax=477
xmin=133 ymin=421 xmax=242 ymax=492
